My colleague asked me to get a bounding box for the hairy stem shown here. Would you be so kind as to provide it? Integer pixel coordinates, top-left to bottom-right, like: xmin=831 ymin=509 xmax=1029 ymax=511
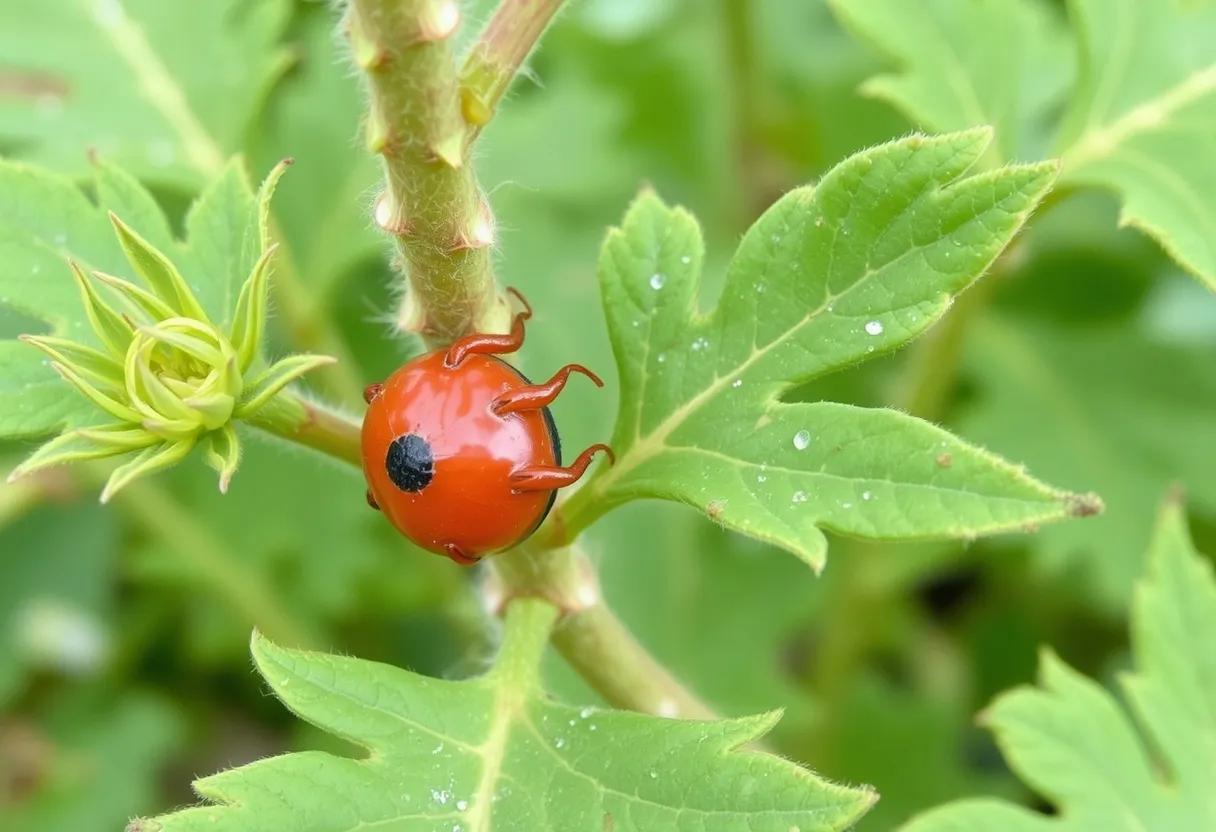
xmin=246 ymin=392 xmax=363 ymax=467
xmin=459 ymin=0 xmax=566 ymax=138
xmin=346 ymin=0 xmax=510 ymax=343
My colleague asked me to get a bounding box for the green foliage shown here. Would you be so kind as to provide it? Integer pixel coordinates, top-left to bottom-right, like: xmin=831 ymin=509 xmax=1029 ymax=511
xmin=567 ymin=130 xmax=1096 ymax=571
xmin=959 ymin=314 xmax=1216 ymax=608
xmin=0 ymin=2 xmax=1213 ymax=830
xmin=903 ymin=498 xmax=1216 ymax=831
xmin=833 ymin=0 xmax=1216 ymax=289
xmin=0 ymin=159 xmax=332 ymax=499
xmin=0 ymin=0 xmax=289 ymax=189
xmin=140 ymin=601 xmax=874 ymax=832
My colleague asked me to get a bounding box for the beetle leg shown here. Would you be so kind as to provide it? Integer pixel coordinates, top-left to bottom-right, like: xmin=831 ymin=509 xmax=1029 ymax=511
xmin=510 ymin=444 xmax=614 ymax=492
xmin=444 ymin=288 xmax=532 ymax=368
xmin=442 ymin=542 xmax=481 ymax=566
xmin=363 ymin=383 xmax=384 ymax=404
xmin=491 ymin=364 xmax=604 ymax=415
xmin=365 ymin=490 xmax=380 ymax=510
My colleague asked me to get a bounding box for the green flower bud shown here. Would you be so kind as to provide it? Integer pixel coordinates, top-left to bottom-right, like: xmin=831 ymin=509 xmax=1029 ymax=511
xmin=7 ymin=161 xmax=334 ymax=501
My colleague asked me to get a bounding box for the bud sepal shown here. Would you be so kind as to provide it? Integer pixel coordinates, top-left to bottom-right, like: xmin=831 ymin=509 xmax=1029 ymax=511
xmin=8 ymin=162 xmax=334 ymax=502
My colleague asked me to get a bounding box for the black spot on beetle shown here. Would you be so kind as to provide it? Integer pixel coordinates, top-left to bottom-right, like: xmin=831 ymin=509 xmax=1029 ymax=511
xmin=386 ymin=434 xmax=434 ymax=492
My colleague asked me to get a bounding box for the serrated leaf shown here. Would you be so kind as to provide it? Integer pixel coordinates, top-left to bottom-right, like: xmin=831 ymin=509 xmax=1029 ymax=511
xmin=1056 ymin=0 xmax=1216 ymax=290
xmin=569 ymin=131 xmax=1092 ymax=571
xmin=140 ymin=600 xmax=874 ymax=832
xmin=0 ymin=0 xmax=289 ymax=189
xmin=958 ymin=313 xmax=1216 ymax=609
xmin=902 ymin=496 xmax=1216 ymax=831
xmin=827 ymin=0 xmax=1072 ymax=163
xmin=833 ymin=0 xmax=1216 ymax=289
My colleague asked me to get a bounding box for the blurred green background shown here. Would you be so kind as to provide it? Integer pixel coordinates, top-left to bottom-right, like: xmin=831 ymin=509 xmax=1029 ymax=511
xmin=2 ymin=1 xmax=1214 ymax=830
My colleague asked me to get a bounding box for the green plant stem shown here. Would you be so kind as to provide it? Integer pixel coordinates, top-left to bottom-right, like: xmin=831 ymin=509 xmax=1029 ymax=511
xmin=107 ymin=477 xmax=319 ymax=648
xmin=240 ymin=395 xmax=715 ymax=718
xmin=492 ymin=596 xmax=560 ymax=690
xmin=341 ymin=0 xmax=714 ymax=722
xmin=459 ymin=0 xmax=566 ymax=139
xmin=346 ymin=0 xmax=509 ymax=343
xmin=492 ymin=542 xmax=717 ymax=719
xmin=246 ymin=392 xmax=363 ymax=467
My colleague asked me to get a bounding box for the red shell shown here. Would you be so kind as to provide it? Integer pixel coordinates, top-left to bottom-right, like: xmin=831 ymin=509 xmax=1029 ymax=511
xmin=361 ymin=350 xmax=558 ymax=562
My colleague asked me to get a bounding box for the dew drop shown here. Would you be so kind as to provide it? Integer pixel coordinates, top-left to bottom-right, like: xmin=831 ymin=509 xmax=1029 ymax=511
xmin=657 ymin=353 xmax=666 ymax=364
xmin=792 ymin=430 xmax=811 ymax=450
xmin=792 ymin=491 xmax=809 ymax=503
xmin=865 ymin=320 xmax=884 ymax=336
xmin=554 ymin=737 xmax=566 ymax=749
xmin=580 ymin=707 xmax=595 ymax=719
xmin=680 ymin=255 xmax=691 ymax=265
xmin=456 ymin=799 xmax=469 ymax=811
xmin=649 ymin=272 xmax=666 ymax=290
xmin=862 ymin=490 xmax=873 ymax=501
xmin=731 ymin=379 xmax=743 ymax=388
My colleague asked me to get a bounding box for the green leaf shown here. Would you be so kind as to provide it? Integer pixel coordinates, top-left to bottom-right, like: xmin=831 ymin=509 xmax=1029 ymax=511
xmin=7 ymin=427 xmax=146 ymax=482
xmin=181 ymin=159 xmax=262 ymax=326
xmin=0 ymin=0 xmax=290 ymax=189
xmin=235 ymin=353 xmax=336 ymax=417
xmin=100 ymin=438 xmax=195 ymax=504
xmin=569 ymin=130 xmax=1095 ymax=572
xmin=140 ymin=600 xmax=874 ymax=832
xmin=1057 ymin=0 xmax=1216 ymax=290
xmin=229 ymin=245 xmax=277 ymax=372
xmin=902 ymin=496 xmax=1216 ymax=831
xmin=109 ymin=213 xmax=210 ymax=321
xmin=833 ymin=0 xmax=1216 ymax=289
xmin=0 ymin=159 xmax=273 ymax=438
xmin=958 ymin=313 xmax=1216 ymax=609
xmin=202 ymin=423 xmax=241 ymax=494
xmin=827 ymin=0 xmax=1073 ymax=162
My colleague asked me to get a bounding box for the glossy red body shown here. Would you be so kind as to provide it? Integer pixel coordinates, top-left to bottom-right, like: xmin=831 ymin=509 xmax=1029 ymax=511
xmin=361 ymin=350 xmax=559 ymax=561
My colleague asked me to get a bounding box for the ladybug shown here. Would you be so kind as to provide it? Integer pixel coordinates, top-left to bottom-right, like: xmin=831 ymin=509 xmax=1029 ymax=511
xmin=361 ymin=290 xmax=613 ymax=565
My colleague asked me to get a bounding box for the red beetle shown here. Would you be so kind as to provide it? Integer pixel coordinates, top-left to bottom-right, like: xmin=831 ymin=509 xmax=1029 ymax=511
xmin=361 ymin=291 xmax=612 ymax=564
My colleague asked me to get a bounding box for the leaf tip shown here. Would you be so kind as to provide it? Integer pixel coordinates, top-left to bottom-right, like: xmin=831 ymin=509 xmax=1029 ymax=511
xmin=1064 ymin=491 xmax=1103 ymax=518
xmin=125 ymin=818 xmax=163 ymax=832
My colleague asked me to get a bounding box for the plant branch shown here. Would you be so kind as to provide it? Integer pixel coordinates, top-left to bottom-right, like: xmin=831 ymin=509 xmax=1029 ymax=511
xmin=459 ymin=0 xmax=566 ymax=139
xmin=346 ymin=0 xmax=510 ymax=344
xmin=246 ymin=392 xmax=363 ymax=467
xmin=490 ymin=543 xmax=717 ymax=719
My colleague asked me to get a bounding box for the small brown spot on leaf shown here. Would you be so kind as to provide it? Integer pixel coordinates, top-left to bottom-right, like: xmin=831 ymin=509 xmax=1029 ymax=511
xmin=706 ymin=499 xmax=726 ymax=521
xmin=1067 ymin=492 xmax=1103 ymax=517
xmin=936 ymin=452 xmax=952 ymax=468
xmin=0 ymin=70 xmax=69 ymax=101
